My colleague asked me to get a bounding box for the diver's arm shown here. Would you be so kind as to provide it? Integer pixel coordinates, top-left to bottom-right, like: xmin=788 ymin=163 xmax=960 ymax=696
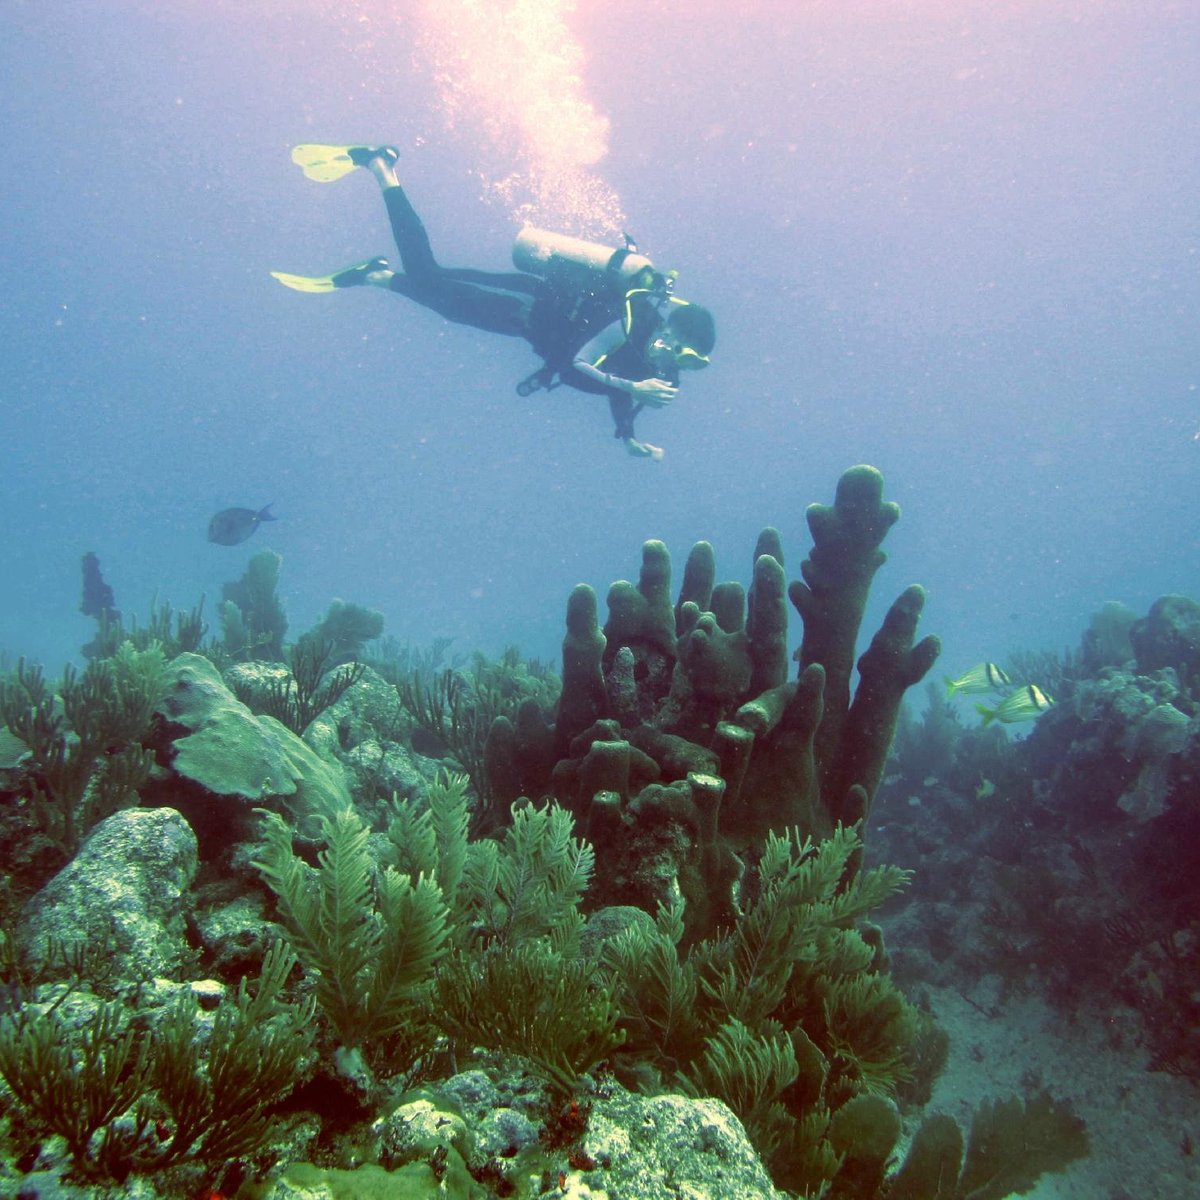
xmin=573 ymin=322 xmax=632 ymax=391
xmin=624 ymin=438 xmax=665 ymax=460
xmin=573 ymin=323 xmax=677 ymax=405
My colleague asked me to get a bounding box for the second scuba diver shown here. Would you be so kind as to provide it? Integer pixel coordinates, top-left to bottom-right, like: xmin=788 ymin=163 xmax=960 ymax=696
xmin=271 ymin=144 xmax=716 ymax=461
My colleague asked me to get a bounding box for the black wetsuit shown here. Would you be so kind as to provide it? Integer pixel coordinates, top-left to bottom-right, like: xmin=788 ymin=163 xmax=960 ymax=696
xmin=379 ymin=184 xmax=673 ymax=440
xmin=382 ymin=185 xmax=537 ymax=335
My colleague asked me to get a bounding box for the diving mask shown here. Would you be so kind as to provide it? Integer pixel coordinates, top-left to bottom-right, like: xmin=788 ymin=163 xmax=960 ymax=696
xmin=651 ymin=336 xmax=710 ymax=370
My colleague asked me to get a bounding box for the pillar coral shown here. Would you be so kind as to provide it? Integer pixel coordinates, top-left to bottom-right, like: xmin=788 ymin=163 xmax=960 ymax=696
xmin=488 ymin=466 xmax=940 ymax=936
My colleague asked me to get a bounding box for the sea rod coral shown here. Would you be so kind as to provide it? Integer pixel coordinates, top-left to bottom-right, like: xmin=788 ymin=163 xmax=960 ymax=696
xmin=482 ymin=463 xmax=942 ymax=939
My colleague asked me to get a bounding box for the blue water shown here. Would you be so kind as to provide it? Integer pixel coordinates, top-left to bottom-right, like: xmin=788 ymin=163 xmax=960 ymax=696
xmin=3 ymin=1 xmax=1197 ymax=681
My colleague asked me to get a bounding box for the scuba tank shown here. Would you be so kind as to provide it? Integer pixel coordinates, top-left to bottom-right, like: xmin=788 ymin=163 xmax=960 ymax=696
xmin=512 ymin=226 xmax=657 ymax=292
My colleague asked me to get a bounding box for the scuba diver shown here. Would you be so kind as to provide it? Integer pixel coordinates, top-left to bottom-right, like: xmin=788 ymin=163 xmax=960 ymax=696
xmin=271 ymin=144 xmax=716 ymax=461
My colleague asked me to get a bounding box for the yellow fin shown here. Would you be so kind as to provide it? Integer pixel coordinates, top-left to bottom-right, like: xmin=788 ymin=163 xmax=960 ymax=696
xmin=269 ymin=269 xmax=338 ymax=294
xmin=290 ymin=143 xmax=360 ymax=183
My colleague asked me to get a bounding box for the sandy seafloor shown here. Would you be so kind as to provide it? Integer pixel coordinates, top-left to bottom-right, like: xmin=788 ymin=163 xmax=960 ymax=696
xmin=921 ymin=983 xmax=1198 ymax=1200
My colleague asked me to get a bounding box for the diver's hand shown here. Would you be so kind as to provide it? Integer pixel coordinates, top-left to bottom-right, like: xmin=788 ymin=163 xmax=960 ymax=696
xmin=624 ymin=438 xmax=665 ymax=461
xmin=628 ymin=377 xmax=677 ymax=407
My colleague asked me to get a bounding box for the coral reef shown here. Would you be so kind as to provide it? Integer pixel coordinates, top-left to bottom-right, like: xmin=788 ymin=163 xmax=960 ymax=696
xmin=147 ymin=653 xmax=351 ymax=847
xmin=255 ymin=802 xmax=450 ymax=1087
xmin=0 ymin=465 xmax=1097 ymax=1200
xmin=873 ymin=591 xmax=1200 ymax=1088
xmin=0 ymin=940 xmax=315 ymax=1181
xmin=17 ymin=807 xmax=197 ymax=982
xmin=221 ymin=549 xmax=288 ymax=660
xmin=486 ymin=464 xmax=941 ymax=939
xmin=1130 ymin=594 xmax=1200 ymax=686
xmin=0 ymin=642 xmax=164 ymax=859
xmin=230 ymin=636 xmax=366 ymax=735
xmin=401 ymin=648 xmax=559 ymax=815
xmin=79 ymin=551 xmax=120 ymax=659
xmin=311 ymin=598 xmax=385 ymax=664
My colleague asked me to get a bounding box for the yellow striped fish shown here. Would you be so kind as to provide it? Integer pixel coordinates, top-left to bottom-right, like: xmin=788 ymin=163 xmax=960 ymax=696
xmin=945 ymin=662 xmax=1011 ymax=698
xmin=976 ymin=685 xmax=1055 ymax=726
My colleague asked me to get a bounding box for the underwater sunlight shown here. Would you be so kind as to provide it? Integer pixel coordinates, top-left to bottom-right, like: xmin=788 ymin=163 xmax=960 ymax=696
xmin=414 ymin=0 xmax=626 ymax=236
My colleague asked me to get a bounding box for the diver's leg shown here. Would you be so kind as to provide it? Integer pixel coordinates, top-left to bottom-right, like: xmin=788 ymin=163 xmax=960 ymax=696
xmin=344 ymin=146 xmax=441 ymax=279
xmin=360 ymin=147 xmax=400 ymax=189
xmin=380 ymin=273 xmax=530 ymax=337
xmin=381 ymin=183 xmax=439 ymax=279
xmin=349 ymin=146 xmax=536 ymax=334
xmin=357 ymin=148 xmax=538 ymax=294
xmin=441 ymin=266 xmax=541 ymax=294
xmin=374 ymin=188 xmax=538 ymax=292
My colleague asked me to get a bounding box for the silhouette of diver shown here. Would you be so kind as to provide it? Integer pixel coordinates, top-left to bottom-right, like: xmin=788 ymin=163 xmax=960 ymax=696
xmin=272 ymin=144 xmax=716 ymax=461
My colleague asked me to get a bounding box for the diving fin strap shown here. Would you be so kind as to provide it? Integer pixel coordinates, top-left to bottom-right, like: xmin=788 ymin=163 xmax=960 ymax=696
xmin=516 ymin=366 xmax=562 ymax=397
